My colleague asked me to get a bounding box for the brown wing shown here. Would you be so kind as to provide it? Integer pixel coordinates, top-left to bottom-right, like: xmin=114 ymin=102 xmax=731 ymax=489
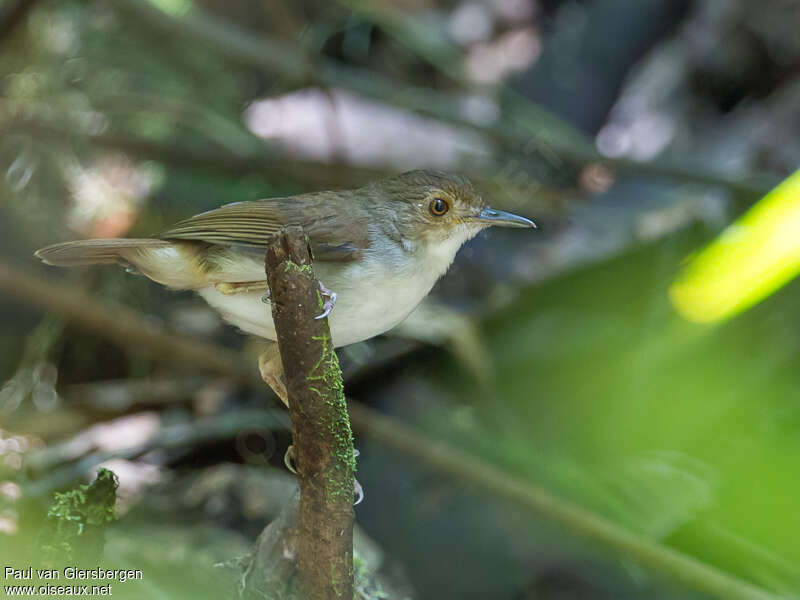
xmin=159 ymin=191 xmax=371 ymax=262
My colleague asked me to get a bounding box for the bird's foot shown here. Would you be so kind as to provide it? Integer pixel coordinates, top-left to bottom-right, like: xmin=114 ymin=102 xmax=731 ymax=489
xmin=283 ymin=446 xmax=363 ymax=505
xmin=314 ymin=281 xmax=337 ymax=320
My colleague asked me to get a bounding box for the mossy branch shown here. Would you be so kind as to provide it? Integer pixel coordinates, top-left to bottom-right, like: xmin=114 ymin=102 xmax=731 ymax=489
xmin=263 ymin=226 xmax=355 ymax=600
xmin=39 ymin=468 xmax=118 ymax=567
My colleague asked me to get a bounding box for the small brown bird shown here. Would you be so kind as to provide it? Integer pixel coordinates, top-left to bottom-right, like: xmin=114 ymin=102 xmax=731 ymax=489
xmin=36 ymin=170 xmax=535 ymax=402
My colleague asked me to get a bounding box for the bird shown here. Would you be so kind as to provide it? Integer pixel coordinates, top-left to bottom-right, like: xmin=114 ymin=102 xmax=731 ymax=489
xmin=36 ymin=169 xmax=536 ymax=403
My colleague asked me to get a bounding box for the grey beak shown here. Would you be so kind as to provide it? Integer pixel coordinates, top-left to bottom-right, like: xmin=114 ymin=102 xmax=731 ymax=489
xmin=476 ymin=207 xmax=537 ymax=229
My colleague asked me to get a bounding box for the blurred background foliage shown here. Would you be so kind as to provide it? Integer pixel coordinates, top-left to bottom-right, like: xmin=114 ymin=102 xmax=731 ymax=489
xmin=1 ymin=0 xmax=800 ymax=598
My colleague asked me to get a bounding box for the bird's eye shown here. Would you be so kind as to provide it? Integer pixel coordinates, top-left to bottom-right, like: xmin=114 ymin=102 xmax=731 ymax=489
xmin=429 ymin=197 xmax=449 ymax=216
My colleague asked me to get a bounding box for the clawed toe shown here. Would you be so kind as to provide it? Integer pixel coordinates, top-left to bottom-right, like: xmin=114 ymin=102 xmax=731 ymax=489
xmin=353 ymin=448 xmax=363 ymax=505
xmin=314 ymin=281 xmax=337 ymax=320
xmin=353 ymin=478 xmax=364 ymax=505
xmin=284 ymin=445 xmax=297 ymax=474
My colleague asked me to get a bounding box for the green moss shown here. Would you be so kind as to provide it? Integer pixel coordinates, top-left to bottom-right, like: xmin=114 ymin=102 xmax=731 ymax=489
xmin=306 ymin=333 xmax=356 ymax=504
xmin=283 ymin=260 xmax=313 ymax=275
xmin=39 ymin=468 xmax=118 ymax=565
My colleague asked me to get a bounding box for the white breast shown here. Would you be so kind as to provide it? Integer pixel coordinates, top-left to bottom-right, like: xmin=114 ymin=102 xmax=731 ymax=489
xmin=197 ymin=224 xmax=482 ymax=347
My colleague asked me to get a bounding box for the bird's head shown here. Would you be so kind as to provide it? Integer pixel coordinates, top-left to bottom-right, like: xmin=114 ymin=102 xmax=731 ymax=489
xmin=368 ymin=170 xmax=536 ymax=251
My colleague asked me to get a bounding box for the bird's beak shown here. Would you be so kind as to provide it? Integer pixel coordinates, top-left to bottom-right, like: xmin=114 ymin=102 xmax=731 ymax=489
xmin=475 ymin=207 xmax=537 ymax=229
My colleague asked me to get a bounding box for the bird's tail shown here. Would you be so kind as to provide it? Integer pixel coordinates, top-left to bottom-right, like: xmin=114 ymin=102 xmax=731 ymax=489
xmin=35 ymin=238 xmax=172 ymax=267
xmin=35 ymin=238 xmax=206 ymax=289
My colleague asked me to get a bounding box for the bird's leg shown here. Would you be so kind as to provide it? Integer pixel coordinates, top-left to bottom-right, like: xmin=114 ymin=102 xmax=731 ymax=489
xmin=314 ymin=281 xmax=337 ymax=320
xmin=258 ymin=342 xmax=287 ymax=407
xmin=215 ymin=281 xmax=269 ymax=296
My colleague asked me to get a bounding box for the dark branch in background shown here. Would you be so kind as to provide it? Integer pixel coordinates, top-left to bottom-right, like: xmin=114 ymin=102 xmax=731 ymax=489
xmin=263 ymin=227 xmax=355 ymax=600
xmin=110 ymin=0 xmax=313 ymax=83
xmin=0 ymin=0 xmax=38 ymax=45
xmin=0 ymin=261 xmax=254 ymax=384
xmin=2 ymin=115 xmax=390 ymax=191
xmin=21 ymin=409 xmax=290 ymax=497
xmin=109 ymin=0 xmax=778 ymax=197
xmin=330 ymin=0 xmax=778 ymax=199
xmin=0 ymin=110 xmax=567 ymax=215
xmin=0 ymin=259 xmax=780 ymax=600
xmin=509 ymin=0 xmax=693 ymax=134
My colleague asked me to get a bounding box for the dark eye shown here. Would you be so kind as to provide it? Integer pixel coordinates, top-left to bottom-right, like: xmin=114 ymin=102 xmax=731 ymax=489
xmin=429 ymin=197 xmax=449 ymax=216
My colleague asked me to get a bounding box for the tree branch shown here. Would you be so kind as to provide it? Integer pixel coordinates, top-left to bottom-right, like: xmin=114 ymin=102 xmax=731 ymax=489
xmin=264 ymin=227 xmax=355 ymax=600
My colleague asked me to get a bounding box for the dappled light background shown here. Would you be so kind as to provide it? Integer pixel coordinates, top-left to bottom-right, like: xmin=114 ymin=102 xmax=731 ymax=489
xmin=2 ymin=0 xmax=800 ymax=598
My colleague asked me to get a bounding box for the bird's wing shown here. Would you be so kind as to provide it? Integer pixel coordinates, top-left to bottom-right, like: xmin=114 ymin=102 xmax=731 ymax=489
xmin=159 ymin=191 xmax=371 ymax=262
